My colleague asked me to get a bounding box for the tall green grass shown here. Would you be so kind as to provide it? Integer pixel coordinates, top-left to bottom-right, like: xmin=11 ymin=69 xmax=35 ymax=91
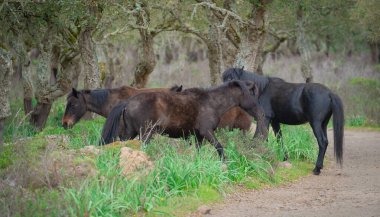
xmin=1 ymin=99 xmax=318 ymax=216
xmin=61 ymin=126 xmax=317 ymax=216
xmin=266 ymin=125 xmax=317 ymax=163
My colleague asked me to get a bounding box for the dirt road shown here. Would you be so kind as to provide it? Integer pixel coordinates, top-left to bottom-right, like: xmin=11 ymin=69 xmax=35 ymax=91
xmin=204 ymin=129 xmax=380 ymax=217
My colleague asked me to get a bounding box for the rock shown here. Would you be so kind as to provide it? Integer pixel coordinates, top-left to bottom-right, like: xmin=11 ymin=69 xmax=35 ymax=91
xmin=197 ymin=205 xmax=211 ymax=215
xmin=80 ymin=145 xmax=101 ymax=156
xmin=45 ymin=135 xmax=70 ymax=149
xmin=119 ymin=147 xmax=153 ymax=175
xmin=278 ymin=161 xmax=293 ymax=168
xmin=105 ymin=140 xmax=142 ymax=150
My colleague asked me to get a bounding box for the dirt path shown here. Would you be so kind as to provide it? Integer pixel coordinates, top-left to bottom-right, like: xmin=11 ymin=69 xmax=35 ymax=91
xmin=201 ymin=129 xmax=380 ymax=217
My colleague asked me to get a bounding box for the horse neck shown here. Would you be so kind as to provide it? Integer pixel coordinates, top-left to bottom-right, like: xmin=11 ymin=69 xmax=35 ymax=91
xmin=83 ymin=91 xmax=108 ymax=116
xmin=243 ymin=73 xmax=269 ymax=93
xmin=207 ymin=88 xmax=239 ymax=117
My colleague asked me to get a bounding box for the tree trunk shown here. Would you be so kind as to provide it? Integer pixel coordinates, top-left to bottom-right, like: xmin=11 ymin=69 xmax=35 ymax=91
xmin=369 ymin=41 xmax=379 ymax=64
xmin=22 ymin=59 xmax=34 ymax=115
xmin=296 ymin=3 xmax=313 ymax=83
xmin=234 ymin=1 xmax=269 ymax=74
xmin=30 ymin=103 xmax=52 ymax=130
xmin=0 ymin=48 xmax=13 ymax=145
xmin=78 ymin=26 xmax=100 ymax=120
xmin=131 ymin=8 xmax=156 ymax=88
xmin=79 ymin=27 xmax=100 ymax=89
xmin=30 ymin=49 xmax=53 ymax=130
xmin=207 ymin=14 xmax=224 ymax=85
xmin=102 ymin=43 xmax=117 ymax=88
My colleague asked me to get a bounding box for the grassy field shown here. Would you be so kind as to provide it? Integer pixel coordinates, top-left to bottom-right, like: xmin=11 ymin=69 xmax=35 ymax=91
xmin=1 ymin=96 xmax=370 ymax=216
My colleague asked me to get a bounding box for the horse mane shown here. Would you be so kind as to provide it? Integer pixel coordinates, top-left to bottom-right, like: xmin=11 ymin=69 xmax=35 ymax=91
xmin=180 ymin=82 xmax=239 ymax=99
xmin=223 ymin=68 xmax=271 ymax=93
xmin=82 ymin=89 xmax=110 ymax=107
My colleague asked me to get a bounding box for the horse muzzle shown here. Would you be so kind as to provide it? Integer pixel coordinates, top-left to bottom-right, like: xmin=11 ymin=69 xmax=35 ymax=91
xmin=62 ymin=116 xmax=75 ymax=129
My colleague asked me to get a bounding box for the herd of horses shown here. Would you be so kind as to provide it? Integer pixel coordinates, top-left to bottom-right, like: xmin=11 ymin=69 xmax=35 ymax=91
xmin=62 ymin=68 xmax=344 ymax=175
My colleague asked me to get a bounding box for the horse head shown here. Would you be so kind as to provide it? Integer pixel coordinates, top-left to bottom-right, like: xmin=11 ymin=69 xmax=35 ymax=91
xmin=222 ymin=67 xmax=244 ymax=82
xmin=62 ymin=88 xmax=88 ymax=129
xmin=231 ymin=80 xmax=267 ymax=138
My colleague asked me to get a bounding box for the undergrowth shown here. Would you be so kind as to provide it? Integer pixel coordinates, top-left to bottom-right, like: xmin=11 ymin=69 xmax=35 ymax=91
xmin=1 ymin=99 xmax=319 ymax=216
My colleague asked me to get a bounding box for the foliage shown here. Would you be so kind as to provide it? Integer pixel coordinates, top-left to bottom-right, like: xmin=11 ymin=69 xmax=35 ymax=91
xmin=346 ymin=115 xmax=367 ymax=127
xmin=351 ymin=0 xmax=380 ymax=41
xmin=344 ymin=77 xmax=380 ymax=126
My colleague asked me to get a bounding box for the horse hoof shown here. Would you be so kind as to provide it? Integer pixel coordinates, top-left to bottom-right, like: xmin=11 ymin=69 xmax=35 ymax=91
xmin=313 ymin=168 xmax=321 ymax=175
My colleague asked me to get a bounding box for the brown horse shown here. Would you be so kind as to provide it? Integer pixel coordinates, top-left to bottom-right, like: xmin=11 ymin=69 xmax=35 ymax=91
xmin=62 ymin=85 xmax=182 ymax=129
xmin=100 ymin=81 xmax=266 ymax=159
xmin=62 ymin=86 xmax=252 ymax=131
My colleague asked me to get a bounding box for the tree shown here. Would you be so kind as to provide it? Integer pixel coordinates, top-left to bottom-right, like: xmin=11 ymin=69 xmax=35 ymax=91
xmin=0 ymin=48 xmax=13 ymax=145
xmin=78 ymin=1 xmax=102 ymax=90
xmin=296 ymin=1 xmax=313 ymax=82
xmin=352 ymin=0 xmax=380 ymax=63
xmin=0 ymin=2 xmax=82 ymax=129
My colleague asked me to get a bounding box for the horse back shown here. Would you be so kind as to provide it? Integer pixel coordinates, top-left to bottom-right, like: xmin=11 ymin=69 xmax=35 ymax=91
xmin=124 ymin=92 xmax=200 ymax=133
xmin=267 ymin=80 xmax=334 ymax=124
xmin=104 ymin=86 xmax=174 ymax=115
xmin=265 ymin=80 xmax=308 ymax=124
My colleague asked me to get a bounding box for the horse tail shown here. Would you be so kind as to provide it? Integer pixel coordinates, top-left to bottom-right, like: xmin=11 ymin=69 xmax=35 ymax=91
xmin=100 ymin=102 xmax=127 ymax=145
xmin=331 ymin=93 xmax=344 ymax=166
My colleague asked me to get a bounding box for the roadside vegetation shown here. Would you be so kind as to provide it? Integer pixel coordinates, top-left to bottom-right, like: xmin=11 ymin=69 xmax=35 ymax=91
xmin=1 ymin=98 xmax=319 ymax=216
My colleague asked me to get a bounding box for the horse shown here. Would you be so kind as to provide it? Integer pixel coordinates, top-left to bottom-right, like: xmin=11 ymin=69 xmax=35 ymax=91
xmin=62 ymin=85 xmax=182 ymax=129
xmin=100 ymin=80 xmax=266 ymax=160
xmin=222 ymin=67 xmax=344 ymax=175
xmin=62 ymin=86 xmax=253 ymax=132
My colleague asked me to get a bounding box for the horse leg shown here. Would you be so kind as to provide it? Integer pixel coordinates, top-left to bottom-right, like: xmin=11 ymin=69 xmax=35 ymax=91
xmin=201 ymin=130 xmax=225 ymax=160
xmin=271 ymin=121 xmax=288 ymax=161
xmin=319 ymin=116 xmax=330 ymax=169
xmin=310 ymin=121 xmax=329 ymax=175
xmin=195 ymin=134 xmax=204 ymax=150
xmin=253 ymin=117 xmax=271 ymax=147
xmin=118 ymin=120 xmax=128 ymax=141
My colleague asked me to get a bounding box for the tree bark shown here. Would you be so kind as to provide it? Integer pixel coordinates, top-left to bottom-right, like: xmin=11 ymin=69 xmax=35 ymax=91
xmin=131 ymin=7 xmax=156 ymax=88
xmin=79 ymin=28 xmax=100 ymax=89
xmin=234 ymin=0 xmax=269 ymax=74
xmin=0 ymin=48 xmax=13 ymax=146
xmin=22 ymin=58 xmax=34 ymax=115
xmin=296 ymin=3 xmax=313 ymax=83
xmin=207 ymin=14 xmax=224 ymax=85
xmin=30 ymin=49 xmax=53 ymax=130
xmin=102 ymin=43 xmax=118 ymax=88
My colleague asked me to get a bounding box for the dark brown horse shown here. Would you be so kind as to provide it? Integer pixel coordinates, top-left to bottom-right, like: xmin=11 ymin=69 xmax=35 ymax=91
xmin=100 ymin=81 xmax=266 ymax=159
xmin=62 ymin=85 xmax=182 ymax=129
xmin=62 ymin=86 xmax=252 ymax=131
xmin=223 ymin=67 xmax=344 ymax=175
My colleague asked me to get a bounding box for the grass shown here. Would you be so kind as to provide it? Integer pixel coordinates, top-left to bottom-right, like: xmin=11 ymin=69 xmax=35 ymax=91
xmin=1 ymin=99 xmax=319 ymax=216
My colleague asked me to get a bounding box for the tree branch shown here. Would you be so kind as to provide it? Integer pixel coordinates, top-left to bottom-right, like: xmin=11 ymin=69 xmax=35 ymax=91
xmin=192 ymin=2 xmax=249 ymax=26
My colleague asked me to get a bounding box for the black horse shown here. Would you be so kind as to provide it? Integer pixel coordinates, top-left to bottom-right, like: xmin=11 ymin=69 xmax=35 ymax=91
xmin=222 ymin=68 xmax=344 ymax=175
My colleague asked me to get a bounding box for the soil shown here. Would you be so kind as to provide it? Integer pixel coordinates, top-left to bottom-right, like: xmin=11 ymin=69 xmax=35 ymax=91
xmin=199 ymin=129 xmax=380 ymax=217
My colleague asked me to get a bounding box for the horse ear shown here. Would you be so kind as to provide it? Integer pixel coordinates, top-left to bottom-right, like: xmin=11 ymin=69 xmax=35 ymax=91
xmin=170 ymin=85 xmax=183 ymax=92
xmin=72 ymin=88 xmax=78 ymax=98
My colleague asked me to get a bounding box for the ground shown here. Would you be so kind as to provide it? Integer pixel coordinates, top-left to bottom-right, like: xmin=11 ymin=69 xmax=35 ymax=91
xmin=196 ymin=129 xmax=380 ymax=217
